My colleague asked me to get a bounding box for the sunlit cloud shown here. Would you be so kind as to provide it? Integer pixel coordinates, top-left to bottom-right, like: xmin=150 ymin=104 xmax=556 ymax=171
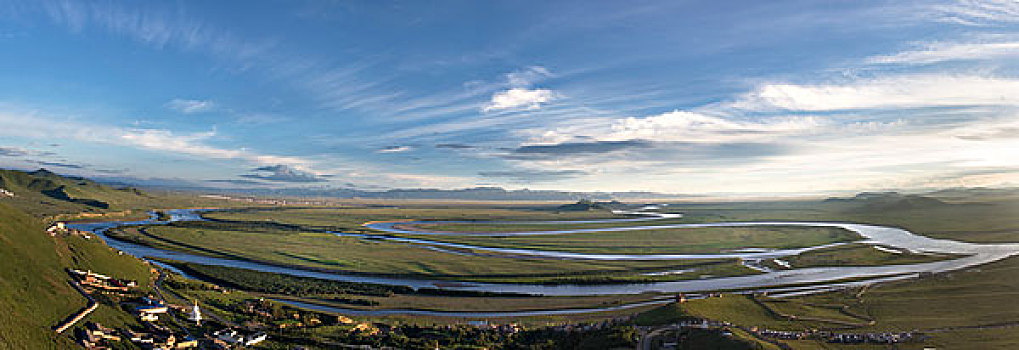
xmin=731 ymin=75 xmax=1019 ymax=112
xmin=483 ymin=88 xmax=557 ymax=112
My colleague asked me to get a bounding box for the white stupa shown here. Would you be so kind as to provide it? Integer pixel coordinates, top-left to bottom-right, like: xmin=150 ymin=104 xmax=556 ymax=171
xmin=187 ymin=299 xmax=202 ymax=325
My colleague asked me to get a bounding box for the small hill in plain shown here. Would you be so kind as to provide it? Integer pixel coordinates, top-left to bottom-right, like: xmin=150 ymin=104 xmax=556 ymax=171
xmin=557 ymin=199 xmax=626 ymax=211
xmin=824 ymin=192 xmax=949 ymax=212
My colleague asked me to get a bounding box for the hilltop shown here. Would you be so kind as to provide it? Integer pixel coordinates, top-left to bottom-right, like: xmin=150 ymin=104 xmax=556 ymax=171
xmin=0 ymin=168 xmax=154 ymax=216
xmin=0 ymin=168 xmax=227 ymax=218
xmin=824 ymin=191 xmax=949 ymax=211
xmin=557 ymin=199 xmax=627 ymax=211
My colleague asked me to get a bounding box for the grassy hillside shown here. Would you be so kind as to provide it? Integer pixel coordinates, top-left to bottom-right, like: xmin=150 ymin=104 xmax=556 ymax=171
xmin=0 ymin=200 xmax=160 ymax=349
xmin=0 ymin=203 xmax=80 ymax=349
xmin=0 ymin=168 xmax=233 ymax=218
xmin=0 ymin=168 xmax=145 ymax=215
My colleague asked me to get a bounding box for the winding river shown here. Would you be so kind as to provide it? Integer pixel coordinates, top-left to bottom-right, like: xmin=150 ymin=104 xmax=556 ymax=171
xmin=67 ymin=208 xmax=1019 ymax=317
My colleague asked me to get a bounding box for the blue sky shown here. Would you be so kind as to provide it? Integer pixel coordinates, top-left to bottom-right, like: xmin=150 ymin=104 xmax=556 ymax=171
xmin=1 ymin=0 xmax=1018 ymax=195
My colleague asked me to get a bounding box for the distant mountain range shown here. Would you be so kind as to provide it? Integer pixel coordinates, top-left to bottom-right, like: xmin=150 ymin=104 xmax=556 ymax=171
xmin=98 ymin=180 xmax=696 ymax=201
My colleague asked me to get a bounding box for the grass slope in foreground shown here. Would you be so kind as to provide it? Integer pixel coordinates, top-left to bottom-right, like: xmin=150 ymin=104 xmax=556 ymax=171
xmin=0 ymin=203 xmax=80 ymax=348
xmin=0 ymin=202 xmax=158 ymax=349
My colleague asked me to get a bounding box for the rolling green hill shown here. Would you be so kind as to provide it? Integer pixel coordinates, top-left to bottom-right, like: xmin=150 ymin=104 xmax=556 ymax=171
xmin=0 ymin=203 xmax=80 ymax=349
xmin=0 ymin=168 xmax=156 ymax=216
xmin=0 ymin=191 xmax=164 ymax=349
xmin=0 ymin=168 xmax=231 ymax=218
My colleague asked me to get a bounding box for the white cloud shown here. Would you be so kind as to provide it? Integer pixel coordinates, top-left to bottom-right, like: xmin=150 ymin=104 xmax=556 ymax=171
xmin=733 ymin=75 xmax=1019 ymax=112
xmin=606 ymin=110 xmax=822 ymax=142
xmin=933 ymin=0 xmax=1019 ymax=26
xmin=0 ymin=108 xmax=314 ymax=172
xmin=165 ymin=98 xmax=215 ymax=114
xmin=483 ymin=88 xmax=557 ymax=112
xmin=505 ymin=66 xmax=552 ymax=87
xmin=867 ymin=40 xmax=1019 ymax=64
xmin=518 ymin=110 xmax=826 ymax=146
xmin=120 ymin=129 xmax=236 ymax=159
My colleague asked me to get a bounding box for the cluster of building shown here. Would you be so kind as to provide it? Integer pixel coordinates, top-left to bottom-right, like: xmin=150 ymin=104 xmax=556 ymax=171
xmin=822 ymin=331 xmax=916 ymax=344
xmin=65 ymin=267 xmax=238 ymax=350
xmin=122 ymin=328 xmax=197 ymax=349
xmin=212 ymin=329 xmax=267 ymax=347
xmin=77 ymin=322 xmax=120 ymax=348
xmin=749 ymin=327 xmax=918 ymax=344
xmin=467 ymin=321 xmax=523 ymax=334
xmin=135 ymin=297 xmax=172 ymax=322
xmin=79 ymin=293 xmax=271 ymax=349
xmin=69 ymin=269 xmax=138 ymax=293
xmin=0 ymin=187 xmax=13 ymax=197
xmin=198 ymin=194 xmax=328 ymax=206
xmin=47 ymin=222 xmax=94 ymax=238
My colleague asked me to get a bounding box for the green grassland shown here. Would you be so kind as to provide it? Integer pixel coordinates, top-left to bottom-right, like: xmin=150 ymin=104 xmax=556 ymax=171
xmin=634 ymin=255 xmax=1019 ymax=349
xmin=202 ymin=206 xmax=619 ymax=231
xmin=109 ymin=225 xmax=757 ymax=284
xmin=664 ymin=191 xmax=1019 ymax=243
xmin=394 ymin=226 xmax=860 ymax=255
xmin=162 ymin=259 xmax=675 ymax=313
xmin=400 ymin=218 xmax=690 ymax=233
xmin=770 ymin=243 xmax=958 ymax=269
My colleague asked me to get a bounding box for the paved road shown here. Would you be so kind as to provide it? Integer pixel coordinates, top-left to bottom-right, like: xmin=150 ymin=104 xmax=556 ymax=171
xmin=53 ymin=280 xmax=98 ymax=334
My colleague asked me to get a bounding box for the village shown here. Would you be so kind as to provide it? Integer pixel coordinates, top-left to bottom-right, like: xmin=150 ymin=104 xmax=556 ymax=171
xmin=62 ymin=266 xmax=270 ymax=349
xmin=640 ymin=318 xmax=921 ymax=349
xmin=43 ymin=220 xmax=273 ymax=349
xmin=637 ymin=294 xmax=924 ymax=349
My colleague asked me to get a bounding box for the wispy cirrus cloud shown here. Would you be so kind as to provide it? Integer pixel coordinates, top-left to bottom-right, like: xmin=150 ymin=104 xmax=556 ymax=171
xmin=0 ymin=108 xmax=315 ymax=170
xmin=434 ymin=143 xmax=475 ymax=149
xmin=30 ymin=0 xmax=276 ymax=66
xmin=932 ymin=0 xmax=1019 ymax=26
xmin=731 ymin=75 xmax=1019 ymax=112
xmin=165 ymin=98 xmax=215 ymax=114
xmin=479 ymin=169 xmax=587 ymax=182
xmin=867 ymin=40 xmax=1019 ymax=65
xmin=509 ymin=140 xmax=650 ymax=157
xmin=17 ymin=0 xmax=398 ymax=115
xmin=505 ymin=66 xmax=553 ymax=87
